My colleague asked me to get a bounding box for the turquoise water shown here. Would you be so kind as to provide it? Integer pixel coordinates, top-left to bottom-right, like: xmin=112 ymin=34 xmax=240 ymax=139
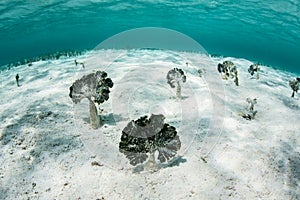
xmin=1 ymin=0 xmax=299 ymax=73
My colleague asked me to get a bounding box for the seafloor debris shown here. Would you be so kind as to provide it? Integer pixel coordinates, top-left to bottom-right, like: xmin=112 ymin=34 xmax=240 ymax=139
xmin=239 ymin=98 xmax=257 ymax=120
xmin=167 ymin=68 xmax=187 ymax=99
xmin=75 ymin=59 xmax=85 ymax=68
xmin=289 ymin=77 xmax=300 ymax=98
xmin=217 ymin=61 xmax=239 ymax=86
xmin=91 ymin=161 xmax=103 ymax=167
xmin=119 ymin=114 xmax=181 ymax=171
xmin=198 ymin=68 xmax=206 ymax=77
xmin=69 ymin=71 xmax=113 ymax=129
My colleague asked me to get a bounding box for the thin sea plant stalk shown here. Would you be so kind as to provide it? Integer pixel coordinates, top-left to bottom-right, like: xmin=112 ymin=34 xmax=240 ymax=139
xmin=89 ymin=99 xmax=100 ymax=129
xmin=176 ymin=82 xmax=181 ymax=99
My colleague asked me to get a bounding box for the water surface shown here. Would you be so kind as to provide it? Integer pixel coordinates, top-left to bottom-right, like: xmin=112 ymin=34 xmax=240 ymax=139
xmin=1 ymin=0 xmax=299 ymax=73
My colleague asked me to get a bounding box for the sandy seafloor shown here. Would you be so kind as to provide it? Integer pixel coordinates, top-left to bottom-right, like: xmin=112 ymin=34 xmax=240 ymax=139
xmin=0 ymin=49 xmax=299 ymax=200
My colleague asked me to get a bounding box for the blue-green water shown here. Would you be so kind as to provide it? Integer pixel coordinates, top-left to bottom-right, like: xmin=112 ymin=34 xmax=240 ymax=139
xmin=1 ymin=0 xmax=299 ymax=73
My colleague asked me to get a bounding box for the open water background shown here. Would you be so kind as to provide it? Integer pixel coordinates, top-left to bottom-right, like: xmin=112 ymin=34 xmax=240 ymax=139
xmin=0 ymin=0 xmax=299 ymax=73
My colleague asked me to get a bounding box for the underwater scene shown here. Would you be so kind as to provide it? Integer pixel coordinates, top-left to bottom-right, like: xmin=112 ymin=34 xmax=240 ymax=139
xmin=0 ymin=1 xmax=299 ymax=200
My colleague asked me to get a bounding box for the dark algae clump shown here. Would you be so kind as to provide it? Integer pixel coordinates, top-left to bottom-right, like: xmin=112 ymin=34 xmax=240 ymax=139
xmin=119 ymin=114 xmax=181 ymax=171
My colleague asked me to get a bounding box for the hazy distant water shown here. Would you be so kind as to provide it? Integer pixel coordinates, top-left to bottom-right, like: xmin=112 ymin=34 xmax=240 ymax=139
xmin=0 ymin=0 xmax=299 ymax=73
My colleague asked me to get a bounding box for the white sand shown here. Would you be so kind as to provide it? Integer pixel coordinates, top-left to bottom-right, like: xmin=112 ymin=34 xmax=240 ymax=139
xmin=0 ymin=49 xmax=299 ymax=199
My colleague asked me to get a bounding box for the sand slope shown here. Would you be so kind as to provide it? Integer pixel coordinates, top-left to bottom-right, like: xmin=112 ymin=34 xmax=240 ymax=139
xmin=0 ymin=50 xmax=299 ymax=199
